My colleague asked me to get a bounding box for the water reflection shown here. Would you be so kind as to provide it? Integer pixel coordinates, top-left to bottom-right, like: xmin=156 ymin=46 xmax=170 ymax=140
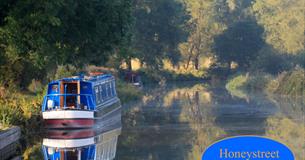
xmin=42 ymin=123 xmax=121 ymax=160
xmin=2 ymin=83 xmax=304 ymax=159
xmin=117 ymin=83 xmax=304 ymax=160
xmin=41 ymin=109 xmax=122 ymax=160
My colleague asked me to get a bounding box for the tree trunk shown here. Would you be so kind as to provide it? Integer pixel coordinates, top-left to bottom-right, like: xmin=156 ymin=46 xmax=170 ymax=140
xmin=194 ymin=57 xmax=199 ymax=70
xmin=185 ymin=55 xmax=192 ymax=70
xmin=126 ymin=58 xmax=132 ymax=71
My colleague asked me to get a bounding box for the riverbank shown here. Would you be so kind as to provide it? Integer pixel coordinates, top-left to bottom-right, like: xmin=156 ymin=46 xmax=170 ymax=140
xmin=0 ymin=80 xmax=142 ymax=129
xmin=226 ymin=67 xmax=305 ymax=97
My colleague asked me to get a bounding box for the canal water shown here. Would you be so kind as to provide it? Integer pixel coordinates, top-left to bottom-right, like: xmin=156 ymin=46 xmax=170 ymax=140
xmin=1 ymin=82 xmax=304 ymax=160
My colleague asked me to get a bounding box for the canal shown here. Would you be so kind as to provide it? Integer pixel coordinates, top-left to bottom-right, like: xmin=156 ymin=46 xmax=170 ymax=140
xmin=1 ymin=82 xmax=304 ymax=159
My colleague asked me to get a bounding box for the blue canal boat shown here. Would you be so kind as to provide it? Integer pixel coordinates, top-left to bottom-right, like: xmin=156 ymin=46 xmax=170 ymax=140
xmin=42 ymin=73 xmax=121 ymax=128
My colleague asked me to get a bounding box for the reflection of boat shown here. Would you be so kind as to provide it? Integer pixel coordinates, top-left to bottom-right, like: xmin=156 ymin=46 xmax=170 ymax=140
xmin=41 ymin=73 xmax=121 ymax=128
xmin=42 ymin=123 xmax=121 ymax=160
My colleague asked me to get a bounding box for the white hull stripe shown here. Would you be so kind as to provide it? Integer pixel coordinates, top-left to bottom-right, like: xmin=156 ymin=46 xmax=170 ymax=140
xmin=42 ymin=110 xmax=94 ymax=119
xmin=43 ymin=138 xmax=95 ymax=148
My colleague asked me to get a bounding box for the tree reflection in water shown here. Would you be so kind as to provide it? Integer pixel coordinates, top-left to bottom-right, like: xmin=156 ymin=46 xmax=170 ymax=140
xmin=117 ymin=83 xmax=304 ymax=160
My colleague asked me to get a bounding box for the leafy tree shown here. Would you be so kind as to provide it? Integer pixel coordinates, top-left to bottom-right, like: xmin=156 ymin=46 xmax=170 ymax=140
xmin=180 ymin=0 xmax=226 ymax=70
xmin=0 ymin=0 xmax=133 ymax=88
xmin=133 ymin=0 xmax=189 ymax=69
xmin=213 ymin=21 xmax=264 ymax=69
xmin=252 ymin=0 xmax=305 ymax=54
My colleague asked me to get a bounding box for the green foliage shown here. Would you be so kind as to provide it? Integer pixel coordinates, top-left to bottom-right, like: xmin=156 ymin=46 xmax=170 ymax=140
xmin=0 ymin=0 xmax=133 ymax=88
xmin=53 ymin=64 xmax=78 ymax=80
xmin=226 ymin=68 xmax=305 ymax=96
xmin=271 ymin=67 xmax=305 ymax=96
xmin=27 ymin=79 xmax=44 ymax=94
xmin=180 ymin=0 xmax=226 ymax=70
xmin=0 ymin=90 xmax=42 ymax=127
xmin=252 ymin=0 xmax=305 ymax=54
xmin=23 ymin=143 xmax=44 ymax=160
xmin=245 ymin=73 xmax=273 ymax=91
xmin=249 ymin=47 xmax=293 ymax=74
xmin=137 ymin=68 xmax=201 ymax=84
xmin=225 ymin=74 xmax=249 ymax=91
xmin=214 ymin=21 xmax=264 ymax=68
xmin=133 ymin=0 xmax=189 ymax=68
xmin=116 ymin=79 xmax=142 ymax=103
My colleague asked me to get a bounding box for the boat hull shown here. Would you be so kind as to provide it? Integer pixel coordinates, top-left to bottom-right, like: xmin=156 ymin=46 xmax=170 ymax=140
xmin=43 ymin=100 xmax=121 ymax=129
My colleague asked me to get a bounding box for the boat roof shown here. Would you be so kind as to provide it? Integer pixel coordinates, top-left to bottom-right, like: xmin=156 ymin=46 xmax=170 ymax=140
xmin=49 ymin=74 xmax=114 ymax=84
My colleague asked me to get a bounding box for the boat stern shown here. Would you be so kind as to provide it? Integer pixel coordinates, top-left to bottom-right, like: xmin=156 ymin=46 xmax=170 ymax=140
xmin=43 ymin=110 xmax=94 ymax=129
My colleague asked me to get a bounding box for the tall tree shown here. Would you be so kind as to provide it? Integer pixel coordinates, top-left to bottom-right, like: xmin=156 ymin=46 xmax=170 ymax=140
xmin=180 ymin=0 xmax=228 ymax=70
xmin=252 ymin=0 xmax=305 ymax=54
xmin=0 ymin=0 xmax=133 ymax=87
xmin=133 ymin=0 xmax=189 ymax=69
xmin=213 ymin=21 xmax=264 ymax=69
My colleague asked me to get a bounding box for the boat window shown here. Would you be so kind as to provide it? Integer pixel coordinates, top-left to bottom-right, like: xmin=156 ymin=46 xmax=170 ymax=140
xmin=104 ymin=83 xmax=108 ymax=98
xmin=99 ymin=85 xmax=103 ymax=102
xmin=95 ymin=86 xmax=100 ymax=104
xmin=108 ymin=82 xmax=111 ymax=97
xmin=112 ymin=81 xmax=116 ymax=96
xmin=51 ymin=84 xmax=58 ymax=92
xmin=109 ymin=81 xmax=113 ymax=97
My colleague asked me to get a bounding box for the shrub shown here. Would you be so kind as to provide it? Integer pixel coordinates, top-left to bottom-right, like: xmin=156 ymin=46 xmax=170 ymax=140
xmin=0 ymin=91 xmax=42 ymax=127
xmin=245 ymin=73 xmax=273 ymax=91
xmin=52 ymin=64 xmax=79 ymax=80
xmin=116 ymin=79 xmax=142 ymax=103
xmin=27 ymin=79 xmax=44 ymax=93
xmin=225 ymin=74 xmax=249 ymax=91
xmin=272 ymin=67 xmax=305 ymax=96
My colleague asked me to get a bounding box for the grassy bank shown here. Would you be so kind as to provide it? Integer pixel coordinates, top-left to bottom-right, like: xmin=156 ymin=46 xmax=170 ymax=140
xmin=0 ymin=79 xmax=142 ymax=129
xmin=135 ymin=69 xmax=203 ymax=84
xmin=0 ymin=65 xmax=203 ymax=129
xmin=0 ymin=90 xmax=42 ymax=129
xmin=226 ymin=67 xmax=305 ymax=96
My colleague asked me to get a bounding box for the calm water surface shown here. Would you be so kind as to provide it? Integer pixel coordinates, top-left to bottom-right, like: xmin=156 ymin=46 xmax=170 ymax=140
xmin=1 ymin=83 xmax=304 ymax=160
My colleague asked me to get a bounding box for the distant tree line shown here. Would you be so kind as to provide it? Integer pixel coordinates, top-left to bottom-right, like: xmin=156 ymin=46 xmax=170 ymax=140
xmin=0 ymin=0 xmax=304 ymax=89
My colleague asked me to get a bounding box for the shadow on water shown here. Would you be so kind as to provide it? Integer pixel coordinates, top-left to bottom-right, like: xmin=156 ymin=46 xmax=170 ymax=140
xmin=211 ymin=88 xmax=278 ymax=135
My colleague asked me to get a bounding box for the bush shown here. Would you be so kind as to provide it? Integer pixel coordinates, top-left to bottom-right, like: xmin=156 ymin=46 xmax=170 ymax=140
xmin=51 ymin=64 xmax=79 ymax=80
xmin=226 ymin=68 xmax=305 ymax=96
xmin=226 ymin=72 xmax=273 ymax=94
xmin=0 ymin=91 xmax=42 ymax=127
xmin=225 ymin=74 xmax=249 ymax=91
xmin=245 ymin=73 xmax=273 ymax=91
xmin=137 ymin=68 xmax=202 ymax=84
xmin=27 ymin=79 xmax=44 ymax=93
xmin=271 ymin=67 xmax=305 ymax=96
xmin=116 ymin=79 xmax=142 ymax=103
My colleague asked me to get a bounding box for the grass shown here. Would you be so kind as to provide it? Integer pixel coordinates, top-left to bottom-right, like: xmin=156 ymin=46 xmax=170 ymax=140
xmin=225 ymin=74 xmax=249 ymax=91
xmin=136 ymin=68 xmax=203 ymax=84
xmin=0 ymin=90 xmax=42 ymax=128
xmin=116 ymin=79 xmax=143 ymax=103
xmin=271 ymin=67 xmax=305 ymax=96
xmin=225 ymin=67 xmax=305 ymax=97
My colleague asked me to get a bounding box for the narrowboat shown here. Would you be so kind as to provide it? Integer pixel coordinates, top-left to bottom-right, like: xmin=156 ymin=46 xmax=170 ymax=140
xmin=42 ymin=124 xmax=121 ymax=160
xmin=42 ymin=73 xmax=121 ymax=128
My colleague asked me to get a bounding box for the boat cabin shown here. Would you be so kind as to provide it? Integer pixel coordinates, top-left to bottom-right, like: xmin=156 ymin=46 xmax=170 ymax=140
xmin=42 ymin=74 xmax=117 ymax=112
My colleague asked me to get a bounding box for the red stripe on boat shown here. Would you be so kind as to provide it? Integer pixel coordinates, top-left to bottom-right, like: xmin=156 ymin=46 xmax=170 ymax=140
xmin=44 ymin=119 xmax=94 ymax=129
xmin=46 ymin=129 xmax=95 ymax=139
